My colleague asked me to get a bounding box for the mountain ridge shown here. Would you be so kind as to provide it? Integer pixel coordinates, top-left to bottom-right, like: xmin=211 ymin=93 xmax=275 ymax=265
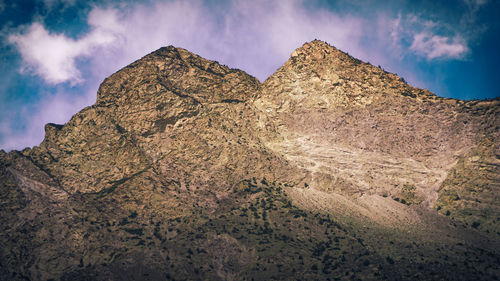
xmin=0 ymin=39 xmax=499 ymax=281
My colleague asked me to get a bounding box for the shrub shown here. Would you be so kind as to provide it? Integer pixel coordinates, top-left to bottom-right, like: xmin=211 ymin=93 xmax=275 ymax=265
xmin=124 ymin=228 xmax=144 ymax=236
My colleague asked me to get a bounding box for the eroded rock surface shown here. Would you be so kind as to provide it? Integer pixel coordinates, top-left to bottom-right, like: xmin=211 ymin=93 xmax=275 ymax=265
xmin=1 ymin=41 xmax=499 ymax=281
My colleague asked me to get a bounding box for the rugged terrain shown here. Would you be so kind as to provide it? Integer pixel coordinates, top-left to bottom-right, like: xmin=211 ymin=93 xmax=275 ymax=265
xmin=0 ymin=40 xmax=499 ymax=280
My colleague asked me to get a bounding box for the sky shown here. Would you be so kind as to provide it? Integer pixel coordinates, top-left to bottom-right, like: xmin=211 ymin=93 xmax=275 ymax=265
xmin=0 ymin=0 xmax=499 ymax=151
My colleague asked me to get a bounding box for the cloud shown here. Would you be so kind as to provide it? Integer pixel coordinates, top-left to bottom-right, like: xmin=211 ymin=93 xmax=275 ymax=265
xmin=402 ymin=0 xmax=489 ymax=61
xmin=410 ymin=32 xmax=468 ymax=60
xmin=200 ymin=0 xmax=364 ymax=80
xmin=8 ymin=8 xmax=121 ymax=85
xmin=381 ymin=12 xmax=471 ymax=61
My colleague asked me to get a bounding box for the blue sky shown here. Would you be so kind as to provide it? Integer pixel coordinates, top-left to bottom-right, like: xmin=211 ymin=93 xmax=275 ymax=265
xmin=0 ymin=0 xmax=499 ymax=150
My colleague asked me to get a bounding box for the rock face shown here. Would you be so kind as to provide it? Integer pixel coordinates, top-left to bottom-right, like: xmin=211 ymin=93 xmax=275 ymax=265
xmin=256 ymin=41 xmax=500 ymax=232
xmin=1 ymin=40 xmax=499 ymax=281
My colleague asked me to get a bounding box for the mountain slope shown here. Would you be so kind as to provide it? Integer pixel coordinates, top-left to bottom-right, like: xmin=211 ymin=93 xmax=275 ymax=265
xmin=0 ymin=40 xmax=499 ymax=281
xmin=256 ymin=40 xmax=500 ymax=233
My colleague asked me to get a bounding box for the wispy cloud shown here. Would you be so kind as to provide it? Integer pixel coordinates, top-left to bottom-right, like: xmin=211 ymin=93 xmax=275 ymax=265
xmin=8 ymin=8 xmax=121 ymax=85
xmin=382 ymin=12 xmax=471 ymax=61
xmin=463 ymin=0 xmax=488 ymax=14
xmin=410 ymin=32 xmax=468 ymax=60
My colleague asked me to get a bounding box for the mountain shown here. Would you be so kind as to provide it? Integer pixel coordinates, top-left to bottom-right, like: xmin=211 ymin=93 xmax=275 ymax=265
xmin=1 ymin=40 xmax=498 ymax=281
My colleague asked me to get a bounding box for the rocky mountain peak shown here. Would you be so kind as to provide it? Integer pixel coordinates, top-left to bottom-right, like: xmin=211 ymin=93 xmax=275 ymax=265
xmin=290 ymin=39 xmax=342 ymax=60
xmin=256 ymin=40 xmax=499 ymax=234
xmin=96 ymin=45 xmax=260 ymax=107
xmin=265 ymin=39 xmax=415 ymax=102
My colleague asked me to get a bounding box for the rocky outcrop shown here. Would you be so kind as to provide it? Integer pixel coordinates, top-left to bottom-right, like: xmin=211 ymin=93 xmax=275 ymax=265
xmin=0 ymin=40 xmax=498 ymax=280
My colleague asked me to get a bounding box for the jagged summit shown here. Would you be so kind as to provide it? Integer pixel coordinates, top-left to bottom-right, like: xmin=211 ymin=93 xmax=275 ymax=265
xmin=266 ymin=39 xmax=427 ymax=100
xmin=289 ymin=39 xmax=351 ymax=62
xmin=0 ymin=40 xmax=499 ymax=281
xmin=97 ymin=45 xmax=260 ymax=106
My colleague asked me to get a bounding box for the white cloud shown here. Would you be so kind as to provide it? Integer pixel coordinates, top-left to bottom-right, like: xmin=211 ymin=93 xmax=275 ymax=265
xmin=8 ymin=8 xmax=120 ymax=85
xmin=410 ymin=32 xmax=468 ymax=60
xmin=381 ymin=13 xmax=470 ymax=61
